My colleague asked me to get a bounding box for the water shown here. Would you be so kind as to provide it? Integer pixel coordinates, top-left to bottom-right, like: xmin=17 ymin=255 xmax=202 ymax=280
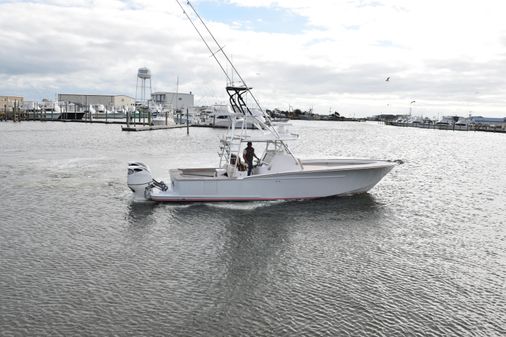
xmin=0 ymin=121 xmax=505 ymax=336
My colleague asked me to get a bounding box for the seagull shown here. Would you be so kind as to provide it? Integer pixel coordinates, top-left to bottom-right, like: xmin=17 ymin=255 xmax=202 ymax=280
xmin=410 ymin=100 xmax=416 ymax=104
xmin=385 ymin=77 xmax=390 ymax=82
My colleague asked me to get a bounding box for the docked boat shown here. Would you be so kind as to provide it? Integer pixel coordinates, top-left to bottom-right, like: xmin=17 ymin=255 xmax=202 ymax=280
xmin=127 ymin=87 xmax=398 ymax=202
xmin=200 ymin=104 xmax=232 ymax=127
xmin=200 ymin=104 xmax=266 ymax=128
xmin=127 ymin=0 xmax=398 ymax=202
xmin=38 ymin=100 xmax=62 ymax=120
xmin=455 ymin=117 xmax=468 ymax=126
xmin=152 ymin=109 xmax=176 ymax=126
xmin=436 ymin=116 xmax=458 ymax=126
xmin=21 ymin=101 xmax=41 ymax=113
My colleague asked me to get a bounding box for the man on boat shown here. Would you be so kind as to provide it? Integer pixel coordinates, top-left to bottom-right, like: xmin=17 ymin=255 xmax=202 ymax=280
xmin=243 ymin=141 xmax=260 ymax=176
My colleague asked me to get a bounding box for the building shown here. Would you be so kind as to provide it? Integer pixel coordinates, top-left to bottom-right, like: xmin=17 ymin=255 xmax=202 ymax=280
xmin=151 ymin=91 xmax=194 ymax=110
xmin=0 ymin=96 xmax=23 ymax=112
xmin=57 ymin=94 xmax=135 ymax=110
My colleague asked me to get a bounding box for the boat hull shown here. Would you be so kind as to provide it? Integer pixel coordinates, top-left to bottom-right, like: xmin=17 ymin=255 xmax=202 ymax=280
xmin=147 ymin=160 xmax=396 ymax=202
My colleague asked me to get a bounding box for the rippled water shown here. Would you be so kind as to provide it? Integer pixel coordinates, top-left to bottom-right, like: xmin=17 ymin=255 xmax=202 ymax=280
xmin=0 ymin=121 xmax=505 ymax=336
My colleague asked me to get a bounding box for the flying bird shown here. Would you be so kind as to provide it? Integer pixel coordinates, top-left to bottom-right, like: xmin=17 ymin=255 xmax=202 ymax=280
xmin=385 ymin=77 xmax=390 ymax=82
xmin=410 ymin=100 xmax=416 ymax=104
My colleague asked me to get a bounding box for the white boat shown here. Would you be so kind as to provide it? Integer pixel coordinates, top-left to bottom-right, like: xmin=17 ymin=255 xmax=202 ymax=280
xmin=436 ymin=116 xmax=458 ymax=126
xmin=127 ymin=1 xmax=398 ymax=202
xmin=152 ymin=108 xmax=176 ymax=126
xmin=408 ymin=116 xmax=424 ymax=125
xmin=127 ymin=86 xmax=398 ymax=202
xmin=201 ymin=104 xmax=266 ymax=128
xmin=39 ymin=100 xmax=62 ymax=120
xmin=21 ymin=101 xmax=41 ymax=113
xmin=200 ymin=104 xmax=231 ymax=127
xmin=109 ymin=106 xmax=127 ymax=119
xmin=455 ymin=117 xmax=468 ymax=126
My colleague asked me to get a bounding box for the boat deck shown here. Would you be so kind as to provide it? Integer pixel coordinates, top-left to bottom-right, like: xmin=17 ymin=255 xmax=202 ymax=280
xmin=169 ymin=159 xmax=395 ymax=181
xmin=170 ymin=168 xmax=223 ymax=180
xmin=301 ymin=159 xmax=394 ymax=171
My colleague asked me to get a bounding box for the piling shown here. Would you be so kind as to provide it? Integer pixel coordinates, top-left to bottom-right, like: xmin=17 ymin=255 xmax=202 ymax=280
xmin=186 ymin=108 xmax=189 ymax=135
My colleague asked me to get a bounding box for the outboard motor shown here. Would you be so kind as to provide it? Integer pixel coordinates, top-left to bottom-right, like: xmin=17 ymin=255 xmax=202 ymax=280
xmin=127 ymin=162 xmax=153 ymax=200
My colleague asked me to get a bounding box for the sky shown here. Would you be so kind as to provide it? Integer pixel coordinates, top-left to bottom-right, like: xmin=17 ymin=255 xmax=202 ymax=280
xmin=1 ymin=0 xmax=506 ymax=118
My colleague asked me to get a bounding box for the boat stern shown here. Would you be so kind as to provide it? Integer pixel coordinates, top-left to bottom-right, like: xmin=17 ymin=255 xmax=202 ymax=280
xmin=127 ymin=162 xmax=153 ymax=201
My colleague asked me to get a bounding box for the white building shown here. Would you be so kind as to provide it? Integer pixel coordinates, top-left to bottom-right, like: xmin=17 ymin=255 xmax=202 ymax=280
xmin=57 ymin=94 xmax=135 ymax=110
xmin=151 ymin=91 xmax=194 ymax=110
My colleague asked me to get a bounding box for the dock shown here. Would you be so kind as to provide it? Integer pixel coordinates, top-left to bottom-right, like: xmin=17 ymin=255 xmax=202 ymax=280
xmin=384 ymin=121 xmax=506 ymax=133
xmin=58 ymin=119 xmax=126 ymax=124
xmin=121 ymin=125 xmax=187 ymax=132
xmin=0 ymin=111 xmax=193 ymax=131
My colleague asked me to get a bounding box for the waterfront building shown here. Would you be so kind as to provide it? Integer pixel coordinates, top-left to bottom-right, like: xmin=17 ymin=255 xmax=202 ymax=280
xmin=0 ymin=95 xmax=23 ymax=112
xmin=57 ymin=94 xmax=135 ymax=111
xmin=151 ymin=91 xmax=194 ymax=111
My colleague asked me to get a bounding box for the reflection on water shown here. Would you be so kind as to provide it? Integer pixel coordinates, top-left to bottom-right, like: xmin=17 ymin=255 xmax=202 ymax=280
xmin=126 ymin=201 xmax=158 ymax=225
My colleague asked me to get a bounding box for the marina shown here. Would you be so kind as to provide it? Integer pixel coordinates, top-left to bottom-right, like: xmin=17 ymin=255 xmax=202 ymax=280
xmin=2 ymin=101 xmax=505 ymax=135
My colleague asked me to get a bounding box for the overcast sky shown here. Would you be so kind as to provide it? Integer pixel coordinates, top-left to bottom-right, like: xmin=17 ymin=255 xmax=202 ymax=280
xmin=1 ymin=0 xmax=506 ymax=117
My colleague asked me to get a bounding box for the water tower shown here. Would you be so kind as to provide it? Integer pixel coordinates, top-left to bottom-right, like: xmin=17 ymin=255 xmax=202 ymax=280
xmin=136 ymin=67 xmax=152 ymax=107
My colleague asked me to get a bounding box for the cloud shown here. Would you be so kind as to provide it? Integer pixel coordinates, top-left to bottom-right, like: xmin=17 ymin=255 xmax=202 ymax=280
xmin=1 ymin=0 xmax=506 ymax=117
xmin=190 ymin=1 xmax=308 ymax=34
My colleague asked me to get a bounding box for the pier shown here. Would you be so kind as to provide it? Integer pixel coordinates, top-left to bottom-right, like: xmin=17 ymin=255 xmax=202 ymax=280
xmin=384 ymin=121 xmax=506 ymax=133
xmin=121 ymin=125 xmax=187 ymax=132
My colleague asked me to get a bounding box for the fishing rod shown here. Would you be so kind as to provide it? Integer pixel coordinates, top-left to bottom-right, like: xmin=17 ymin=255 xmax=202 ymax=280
xmin=174 ymin=0 xmax=231 ymax=84
xmin=183 ymin=1 xmax=266 ymax=116
xmin=174 ymin=1 xmax=268 ymax=116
